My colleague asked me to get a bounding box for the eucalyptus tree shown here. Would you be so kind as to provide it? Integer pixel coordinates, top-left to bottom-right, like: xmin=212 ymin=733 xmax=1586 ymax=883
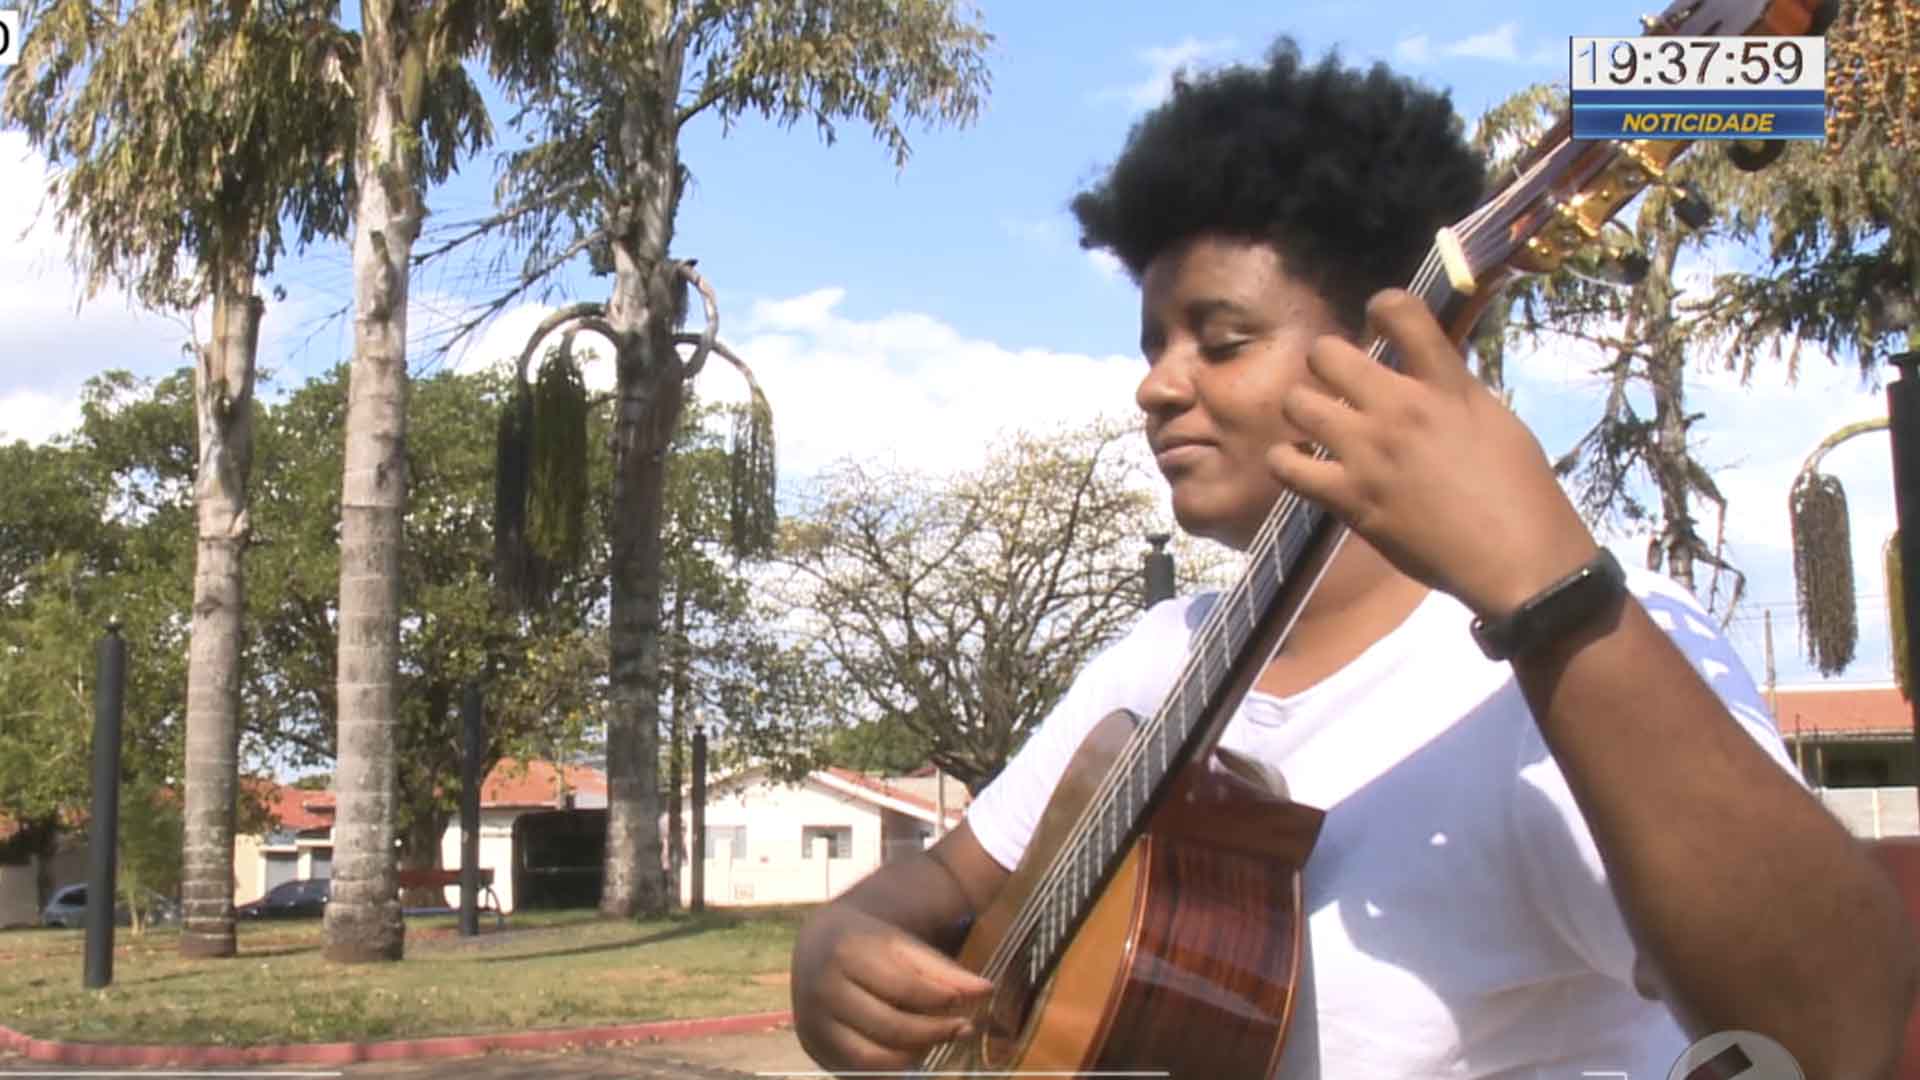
xmin=469 ymin=0 xmax=993 ymax=916
xmin=3 ymin=0 xmax=354 ymax=958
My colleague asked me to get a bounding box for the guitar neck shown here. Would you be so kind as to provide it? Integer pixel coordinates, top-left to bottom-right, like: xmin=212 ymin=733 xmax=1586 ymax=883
xmin=1008 ymin=244 xmax=1485 ymax=990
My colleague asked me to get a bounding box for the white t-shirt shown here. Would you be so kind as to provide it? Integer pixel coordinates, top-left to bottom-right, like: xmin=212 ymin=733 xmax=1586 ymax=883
xmin=965 ymin=568 xmax=1802 ymax=1079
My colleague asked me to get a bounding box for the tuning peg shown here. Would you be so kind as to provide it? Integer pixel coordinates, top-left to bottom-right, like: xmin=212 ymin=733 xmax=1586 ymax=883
xmin=1725 ymin=139 xmax=1786 ymax=172
xmin=1669 ymin=181 xmax=1713 ymax=230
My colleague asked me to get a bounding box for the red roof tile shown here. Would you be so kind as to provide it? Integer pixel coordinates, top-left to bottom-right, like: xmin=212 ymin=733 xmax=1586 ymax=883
xmin=249 ymin=759 xmax=608 ymax=833
xmin=480 ymin=759 xmax=607 ymax=808
xmin=263 ymin=784 xmax=336 ymax=832
xmin=823 ymin=767 xmax=969 ymax=824
xmin=1771 ymin=684 xmax=1913 ymax=739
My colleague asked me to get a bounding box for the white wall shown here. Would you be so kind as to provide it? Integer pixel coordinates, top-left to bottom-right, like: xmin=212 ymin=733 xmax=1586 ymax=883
xmin=1818 ymin=786 xmax=1920 ymax=838
xmin=680 ymin=777 xmax=889 ymax=907
xmin=435 ymin=808 xmax=519 ymax=912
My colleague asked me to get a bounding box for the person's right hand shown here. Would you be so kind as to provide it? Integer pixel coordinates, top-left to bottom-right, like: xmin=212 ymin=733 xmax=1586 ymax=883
xmin=791 ymin=903 xmax=995 ymax=1072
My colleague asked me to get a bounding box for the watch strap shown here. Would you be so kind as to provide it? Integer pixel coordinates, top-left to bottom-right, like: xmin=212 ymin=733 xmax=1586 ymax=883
xmin=1469 ymin=548 xmax=1627 ymax=662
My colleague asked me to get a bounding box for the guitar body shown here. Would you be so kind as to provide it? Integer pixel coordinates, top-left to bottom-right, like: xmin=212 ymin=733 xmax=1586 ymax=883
xmin=938 ymin=711 xmax=1325 ymax=1078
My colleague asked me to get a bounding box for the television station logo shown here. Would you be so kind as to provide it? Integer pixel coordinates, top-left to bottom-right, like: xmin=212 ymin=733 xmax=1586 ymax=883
xmin=1667 ymin=1030 xmax=1804 ymax=1080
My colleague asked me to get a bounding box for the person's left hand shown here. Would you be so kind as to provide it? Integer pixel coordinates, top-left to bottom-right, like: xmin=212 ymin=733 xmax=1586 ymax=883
xmin=1266 ymin=288 xmax=1601 ymax=620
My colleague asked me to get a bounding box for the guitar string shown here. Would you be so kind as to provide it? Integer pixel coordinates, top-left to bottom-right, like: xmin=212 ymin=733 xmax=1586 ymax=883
xmin=922 ymin=185 xmax=1537 ymax=1067
xmin=951 ymin=243 xmax=1458 ymax=994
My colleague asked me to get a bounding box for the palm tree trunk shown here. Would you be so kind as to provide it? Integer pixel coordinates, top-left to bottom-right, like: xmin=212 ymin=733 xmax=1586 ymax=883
xmin=602 ymin=343 xmax=682 ymax=918
xmin=599 ymin=39 xmax=687 ymax=917
xmin=325 ymin=0 xmax=419 ymax=963
xmin=179 ymin=268 xmax=262 ymax=960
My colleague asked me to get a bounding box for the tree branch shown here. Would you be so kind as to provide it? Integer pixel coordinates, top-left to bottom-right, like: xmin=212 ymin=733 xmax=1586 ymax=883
xmin=672 ymin=333 xmax=768 ymax=415
xmin=515 ymin=301 xmax=618 ymax=386
xmin=433 ymin=232 xmax=602 ymax=360
xmin=674 ymin=261 xmax=720 ymax=379
xmin=411 ymin=194 xmax=589 ymax=267
xmin=676 ymin=79 xmax=731 ymax=132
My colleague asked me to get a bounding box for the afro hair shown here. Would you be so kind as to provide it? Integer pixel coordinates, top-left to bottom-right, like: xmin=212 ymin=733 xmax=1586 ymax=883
xmin=1070 ymin=38 xmax=1487 ymax=334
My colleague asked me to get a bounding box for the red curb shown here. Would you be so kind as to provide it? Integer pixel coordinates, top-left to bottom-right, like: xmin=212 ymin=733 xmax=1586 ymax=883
xmin=0 ymin=1010 xmax=794 ymax=1068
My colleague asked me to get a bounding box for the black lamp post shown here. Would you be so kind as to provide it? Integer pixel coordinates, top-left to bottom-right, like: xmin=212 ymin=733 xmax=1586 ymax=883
xmin=1143 ymin=533 xmax=1175 ymax=609
xmin=84 ymin=621 xmax=126 ymax=989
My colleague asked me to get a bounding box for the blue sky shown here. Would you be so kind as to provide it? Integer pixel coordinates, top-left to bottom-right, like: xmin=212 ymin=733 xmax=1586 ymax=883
xmin=0 ymin=0 xmax=1903 ymax=692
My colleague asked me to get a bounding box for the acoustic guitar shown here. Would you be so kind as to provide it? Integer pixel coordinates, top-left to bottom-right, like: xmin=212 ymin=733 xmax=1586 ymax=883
xmin=918 ymin=0 xmax=1837 ymax=1074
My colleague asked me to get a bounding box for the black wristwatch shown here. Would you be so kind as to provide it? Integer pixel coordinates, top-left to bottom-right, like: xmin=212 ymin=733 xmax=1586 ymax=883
xmin=1469 ymin=548 xmax=1627 ymax=662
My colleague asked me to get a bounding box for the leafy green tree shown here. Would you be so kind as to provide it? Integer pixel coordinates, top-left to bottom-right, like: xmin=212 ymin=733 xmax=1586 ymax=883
xmin=250 ymin=367 xmax=610 ymax=906
xmin=5 ymin=0 xmax=356 ymax=958
xmin=775 ymin=419 xmax=1223 ymax=793
xmin=1698 ymin=0 xmax=1916 ymax=377
xmin=118 ymin=781 xmax=185 ymax=933
xmin=652 ymin=400 xmax=850 ymax=895
xmin=467 ymin=0 xmax=991 ymax=917
xmin=0 ymin=373 xmax=203 ymax=913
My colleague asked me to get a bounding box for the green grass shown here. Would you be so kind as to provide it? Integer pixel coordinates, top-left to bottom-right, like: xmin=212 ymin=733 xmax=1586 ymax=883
xmin=0 ymin=907 xmax=806 ymax=1047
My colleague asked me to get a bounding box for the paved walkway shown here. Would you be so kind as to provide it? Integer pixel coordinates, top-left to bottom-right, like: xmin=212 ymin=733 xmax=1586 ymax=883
xmin=2 ymin=1028 xmax=821 ymax=1078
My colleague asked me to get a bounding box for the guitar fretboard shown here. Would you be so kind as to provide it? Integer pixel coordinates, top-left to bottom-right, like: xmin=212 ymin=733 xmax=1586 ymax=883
xmin=1002 ymin=255 xmax=1476 ymax=993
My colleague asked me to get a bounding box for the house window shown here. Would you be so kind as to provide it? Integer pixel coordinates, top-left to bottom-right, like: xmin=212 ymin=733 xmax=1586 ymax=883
xmin=703 ymin=825 xmax=746 ymax=860
xmin=801 ymin=825 xmax=852 ymax=860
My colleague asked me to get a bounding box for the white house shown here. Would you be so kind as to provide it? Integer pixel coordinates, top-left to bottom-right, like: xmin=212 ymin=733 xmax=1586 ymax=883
xmin=680 ymin=766 xmax=969 ymax=907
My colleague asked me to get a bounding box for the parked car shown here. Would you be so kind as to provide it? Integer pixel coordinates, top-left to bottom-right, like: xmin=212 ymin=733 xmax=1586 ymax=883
xmin=235 ymin=877 xmax=330 ymax=919
xmin=41 ymin=883 xmax=180 ymax=928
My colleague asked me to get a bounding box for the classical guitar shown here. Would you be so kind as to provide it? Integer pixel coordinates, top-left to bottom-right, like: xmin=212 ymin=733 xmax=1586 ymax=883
xmin=919 ymin=0 xmax=1836 ymax=1075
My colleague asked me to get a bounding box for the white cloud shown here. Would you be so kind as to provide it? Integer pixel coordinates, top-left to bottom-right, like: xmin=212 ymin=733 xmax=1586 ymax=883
xmin=1092 ymin=37 xmax=1237 ymax=112
xmin=0 ymin=133 xmax=194 ymax=409
xmin=1087 ymin=250 xmax=1128 ymax=283
xmin=663 ymin=288 xmax=1148 ymax=483
xmin=1395 ymin=22 xmax=1557 ymax=68
xmin=1001 ymin=217 xmax=1068 ymax=249
xmin=1393 ymin=35 xmax=1431 ymax=64
xmin=1447 ymin=22 xmax=1519 ymax=61
xmin=0 ymin=389 xmax=85 ymax=445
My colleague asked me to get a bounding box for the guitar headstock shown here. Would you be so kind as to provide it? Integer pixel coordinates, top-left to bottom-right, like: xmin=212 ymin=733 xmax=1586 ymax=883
xmin=1435 ymin=0 xmax=1833 ymax=293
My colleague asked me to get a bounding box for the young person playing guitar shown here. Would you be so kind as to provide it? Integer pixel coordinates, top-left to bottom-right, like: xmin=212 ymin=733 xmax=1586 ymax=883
xmin=789 ymin=39 xmax=1917 ymax=1078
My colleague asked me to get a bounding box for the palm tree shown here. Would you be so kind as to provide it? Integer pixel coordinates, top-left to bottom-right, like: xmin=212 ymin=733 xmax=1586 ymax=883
xmin=324 ymin=0 xmax=488 ymax=963
xmin=4 ymin=0 xmax=354 ymax=958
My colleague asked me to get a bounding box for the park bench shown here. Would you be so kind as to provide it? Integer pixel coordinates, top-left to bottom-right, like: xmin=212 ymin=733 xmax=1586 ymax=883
xmin=395 ymin=866 xmax=504 ymax=928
